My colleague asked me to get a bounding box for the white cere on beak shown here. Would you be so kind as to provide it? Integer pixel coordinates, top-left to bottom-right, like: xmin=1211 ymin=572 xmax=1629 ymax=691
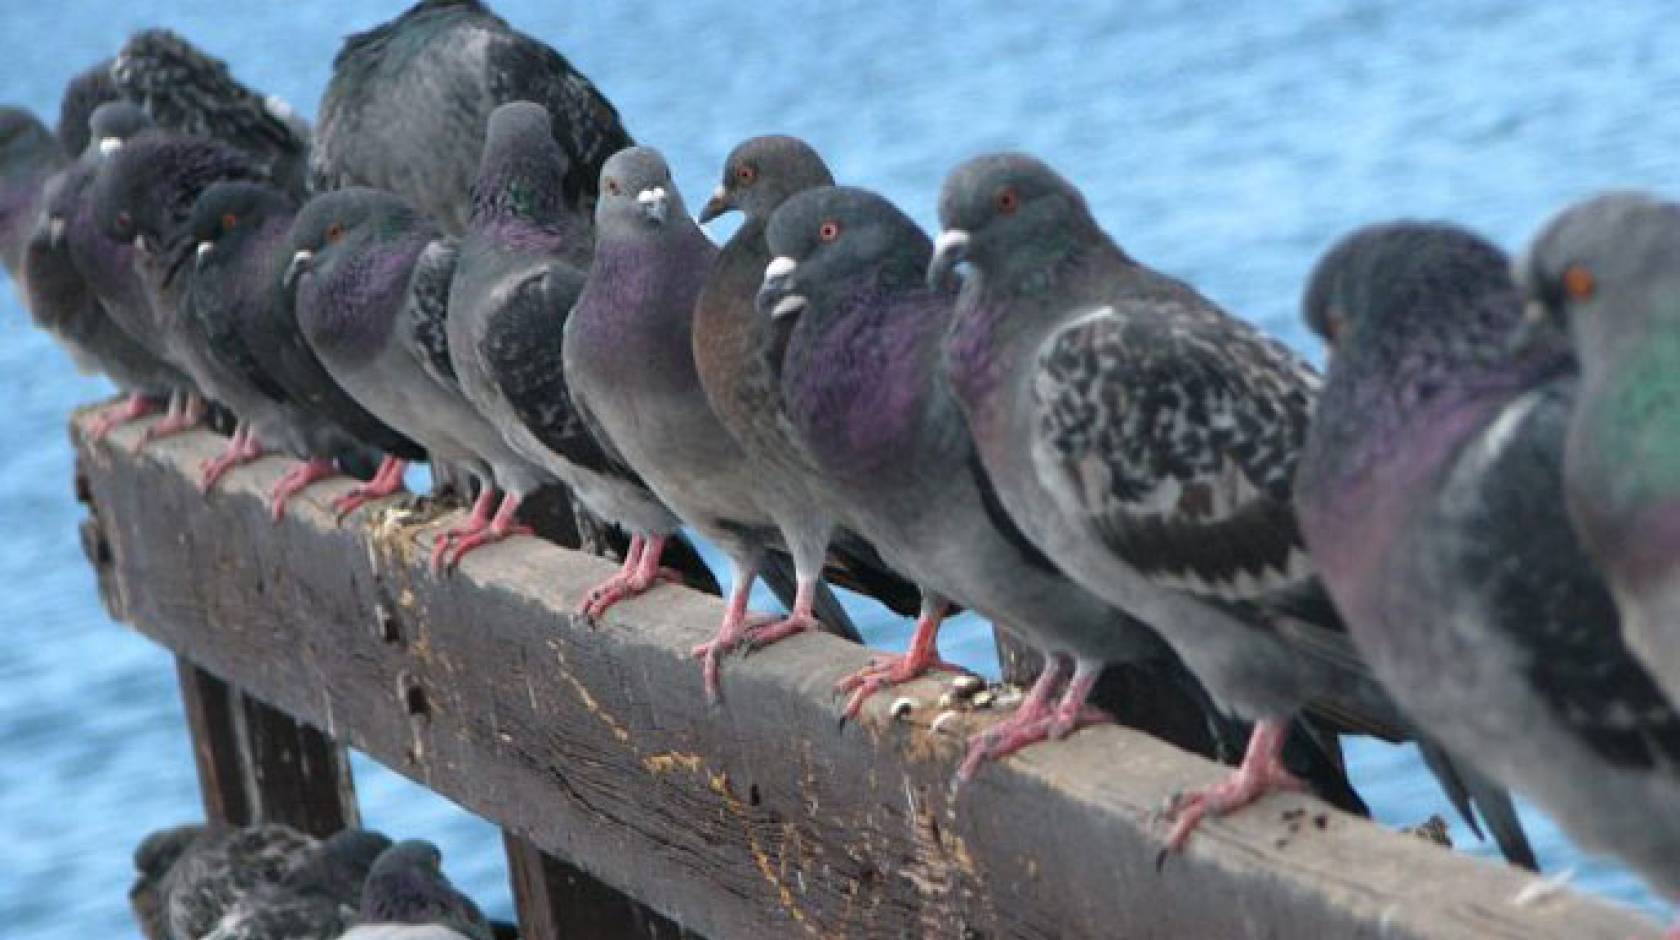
xmin=770 ymin=294 xmax=808 ymax=320
xmin=933 ymin=229 xmax=971 ymax=257
xmin=98 ymin=137 xmax=123 ymax=156
xmin=48 ymin=217 xmax=65 ymax=245
xmin=1522 ymin=299 xmax=1547 ymax=324
xmin=196 ymin=241 xmax=213 ymax=261
xmin=765 ymin=256 xmax=798 ymax=281
xmin=711 ymin=184 xmax=726 ymax=203
xmin=637 ymin=186 xmax=669 ymax=223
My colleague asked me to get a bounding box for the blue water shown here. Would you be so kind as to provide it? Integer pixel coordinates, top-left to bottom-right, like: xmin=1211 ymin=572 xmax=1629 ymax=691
xmin=3 ymin=1 xmax=1678 ymax=935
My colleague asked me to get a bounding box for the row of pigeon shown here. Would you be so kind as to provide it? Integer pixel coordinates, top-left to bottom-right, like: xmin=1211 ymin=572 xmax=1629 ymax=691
xmin=5 ymin=0 xmax=1679 ymax=929
xmin=130 ymin=823 xmax=503 ymax=940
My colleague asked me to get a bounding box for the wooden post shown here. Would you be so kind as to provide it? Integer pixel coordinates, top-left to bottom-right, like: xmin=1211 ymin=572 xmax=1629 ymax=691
xmin=505 ymin=834 xmax=700 ymax=940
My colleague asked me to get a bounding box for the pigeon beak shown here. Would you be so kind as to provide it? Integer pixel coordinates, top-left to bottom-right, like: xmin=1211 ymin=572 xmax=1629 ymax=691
xmin=98 ymin=136 xmax=123 ymax=156
xmin=195 ymin=241 xmax=213 ymax=269
xmin=756 ymin=256 xmax=806 ymax=320
xmin=283 ymin=249 xmax=314 ymax=290
xmin=48 ymin=216 xmax=66 ymax=249
xmin=698 ymin=185 xmax=732 ymax=224
xmin=133 ymin=233 xmax=154 ymax=256
xmin=928 ymin=229 xmax=970 ymax=290
xmin=637 ymin=186 xmax=670 ymax=226
xmin=1507 ymin=299 xmax=1554 ymax=356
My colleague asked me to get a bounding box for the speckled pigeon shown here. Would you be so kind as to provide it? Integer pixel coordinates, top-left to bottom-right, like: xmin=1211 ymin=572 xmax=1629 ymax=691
xmin=926 ymin=153 xmax=1533 ymax=860
xmin=311 ymin=0 xmax=632 ymax=233
xmin=189 ymin=181 xmax=422 ymax=512
xmin=156 ymin=823 xmax=324 ymax=940
xmin=129 ymin=824 xmax=207 ymax=940
xmin=340 ymin=840 xmax=492 ymax=940
xmin=1296 ymin=220 xmax=1680 ymax=910
xmin=197 ymin=828 xmax=392 ymax=940
xmin=1516 ymin=192 xmax=1680 ymax=709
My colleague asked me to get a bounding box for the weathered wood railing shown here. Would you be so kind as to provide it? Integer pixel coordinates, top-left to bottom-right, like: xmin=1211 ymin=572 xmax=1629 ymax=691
xmin=68 ymin=405 xmax=1660 ymax=939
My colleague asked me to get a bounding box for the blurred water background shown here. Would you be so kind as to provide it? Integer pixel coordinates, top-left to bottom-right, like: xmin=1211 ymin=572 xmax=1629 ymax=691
xmin=3 ymin=1 xmax=1678 ymax=935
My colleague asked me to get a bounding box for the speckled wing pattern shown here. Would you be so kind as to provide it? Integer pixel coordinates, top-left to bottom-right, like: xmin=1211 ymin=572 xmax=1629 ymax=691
xmin=476 ymin=262 xmax=636 ymax=483
xmin=1031 ymin=302 xmax=1320 ymax=602
xmin=408 ymin=237 xmax=462 ymax=390
xmin=163 ymin=826 xmax=317 ymax=940
xmin=1434 ymin=383 xmax=1680 ymax=770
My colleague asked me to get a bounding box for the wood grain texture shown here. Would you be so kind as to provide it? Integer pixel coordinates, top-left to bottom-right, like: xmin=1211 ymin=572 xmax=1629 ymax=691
xmin=71 ymin=408 xmax=1661 ymax=940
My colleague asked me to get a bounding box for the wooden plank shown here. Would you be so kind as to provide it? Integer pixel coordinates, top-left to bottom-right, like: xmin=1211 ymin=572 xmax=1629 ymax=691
xmin=71 ymin=409 xmax=1662 ymax=940
xmin=504 ymin=833 xmax=700 ymax=940
xmin=238 ymin=691 xmax=360 ymax=837
xmin=176 ymin=660 xmax=255 ymax=827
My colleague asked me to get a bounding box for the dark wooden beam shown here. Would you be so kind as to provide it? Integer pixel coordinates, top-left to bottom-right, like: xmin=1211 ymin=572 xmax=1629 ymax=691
xmin=176 ymin=660 xmax=255 ymax=826
xmin=504 ymin=833 xmax=701 ymax=940
xmin=71 ymin=410 xmax=1660 ymax=940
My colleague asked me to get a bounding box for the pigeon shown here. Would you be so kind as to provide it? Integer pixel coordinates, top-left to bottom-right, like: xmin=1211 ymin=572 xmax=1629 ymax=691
xmin=111 ymin=29 xmax=310 ymax=192
xmin=339 ymin=840 xmax=492 ymax=940
xmin=54 ymin=59 xmax=120 ymax=158
xmin=925 ymin=153 xmax=1534 ymax=860
xmin=190 ymin=181 xmax=423 ymax=512
xmin=1296 ymin=220 xmax=1680 ymax=911
xmin=0 ymin=107 xmax=62 ymax=277
xmin=443 ymin=100 xmax=665 ymax=574
xmin=26 ymin=101 xmax=193 ymax=438
xmin=286 ymin=186 xmax=551 ymax=570
xmin=311 ymin=0 xmax=633 ymax=233
xmin=129 ymin=824 xmax=208 ymax=939
xmin=1517 ymin=192 xmax=1680 ymax=707
xmin=199 ymin=828 xmax=393 ymax=940
xmin=157 ymin=823 xmax=322 ymax=940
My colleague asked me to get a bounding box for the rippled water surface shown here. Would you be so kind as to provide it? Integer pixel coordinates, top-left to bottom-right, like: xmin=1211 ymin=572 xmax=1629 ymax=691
xmin=3 ymin=1 xmax=1678 ymax=935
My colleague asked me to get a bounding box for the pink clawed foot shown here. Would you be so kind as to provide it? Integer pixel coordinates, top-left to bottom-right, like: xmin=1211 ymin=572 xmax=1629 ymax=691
xmin=198 ymin=425 xmax=264 ymax=492
xmin=837 ymin=601 xmax=957 ymax=720
xmin=578 ymin=535 xmax=683 ymax=620
xmin=955 ymin=654 xmax=1110 ymax=783
xmin=1164 ymin=720 xmax=1305 ymax=851
xmin=268 ymin=457 xmax=339 ymax=522
xmin=133 ymin=392 xmax=206 ymax=452
xmin=691 ymin=571 xmax=790 ymax=702
xmin=89 ymin=394 xmax=162 ymax=440
xmin=438 ymin=491 xmax=530 ymax=572
xmin=430 ymin=489 xmax=498 ymax=575
xmin=332 ymin=456 xmax=409 ymax=521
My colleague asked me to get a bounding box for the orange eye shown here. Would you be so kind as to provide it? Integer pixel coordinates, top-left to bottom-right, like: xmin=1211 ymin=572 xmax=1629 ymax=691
xmin=819 ymin=220 xmax=841 ymax=242
xmin=735 ymin=164 xmax=757 ymax=185
xmin=996 ymin=187 xmax=1020 ymax=214
xmin=1563 ymin=264 xmax=1596 ymax=301
xmin=221 ymin=212 xmax=238 ymax=231
xmin=604 ymin=178 xmax=621 ymax=196
xmin=325 ymin=222 xmax=345 ymax=244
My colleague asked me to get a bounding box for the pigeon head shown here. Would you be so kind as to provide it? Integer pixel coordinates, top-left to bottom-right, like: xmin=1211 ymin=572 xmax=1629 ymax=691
xmin=1517 ymin=191 xmax=1680 ymax=366
xmin=759 ymin=185 xmax=932 ymax=323
xmin=471 ymin=101 xmax=570 ymax=224
xmin=1302 ymin=221 xmax=1558 ymax=403
xmin=190 ymin=180 xmax=293 ymax=273
xmin=284 ymin=828 xmax=392 ymax=893
xmin=91 ymin=130 xmax=265 ymax=260
xmin=55 ymin=59 xmax=119 ymax=157
xmin=285 ymin=187 xmax=423 ymax=290
xmin=86 ymin=101 xmax=153 ymax=158
xmin=128 ymin=824 xmax=207 ymax=940
xmin=928 ymin=152 xmax=1095 ymax=291
xmin=596 ymin=145 xmax=687 ymax=235
xmin=0 ymin=107 xmax=58 ymax=174
xmin=699 ymin=134 xmax=834 ymax=225
xmin=360 ymin=838 xmax=483 ymax=927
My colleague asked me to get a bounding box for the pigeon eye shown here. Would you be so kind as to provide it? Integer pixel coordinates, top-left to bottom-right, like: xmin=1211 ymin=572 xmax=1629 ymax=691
xmin=1562 ymin=263 xmax=1595 ymax=301
xmin=818 ymin=220 xmax=841 ymax=243
xmin=735 ymin=164 xmax=757 ymax=185
xmin=604 ymin=178 xmax=621 ymax=196
xmin=326 ymin=222 xmax=345 ymax=244
xmin=221 ymin=212 xmax=238 ymax=231
xmin=115 ymin=210 xmax=132 ymax=232
xmin=996 ymin=187 xmax=1020 ymax=214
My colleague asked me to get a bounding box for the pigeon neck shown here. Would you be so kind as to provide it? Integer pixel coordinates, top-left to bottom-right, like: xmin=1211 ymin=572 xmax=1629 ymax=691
xmin=470 ymin=152 xmax=567 ymax=228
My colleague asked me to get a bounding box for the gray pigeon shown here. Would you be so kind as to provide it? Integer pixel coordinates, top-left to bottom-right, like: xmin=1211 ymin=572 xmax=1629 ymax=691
xmin=1296 ymin=220 xmax=1680 ymax=910
xmin=111 ymin=29 xmax=311 ymax=192
xmin=926 ymin=153 xmax=1533 ymax=859
xmin=444 ymin=101 xmax=672 ymax=576
xmin=54 ymin=60 xmax=120 ymax=158
xmin=200 ymin=829 xmax=393 ymax=940
xmin=0 ymin=107 xmax=63 ymax=278
xmin=188 ymin=181 xmax=415 ymax=511
xmin=158 ymin=823 xmax=320 ymax=940
xmin=340 ymin=840 xmax=491 ymax=940
xmin=1517 ymin=192 xmax=1680 ymax=708
xmin=311 ymin=0 xmax=633 ymax=233
xmin=24 ymin=101 xmax=193 ymax=438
